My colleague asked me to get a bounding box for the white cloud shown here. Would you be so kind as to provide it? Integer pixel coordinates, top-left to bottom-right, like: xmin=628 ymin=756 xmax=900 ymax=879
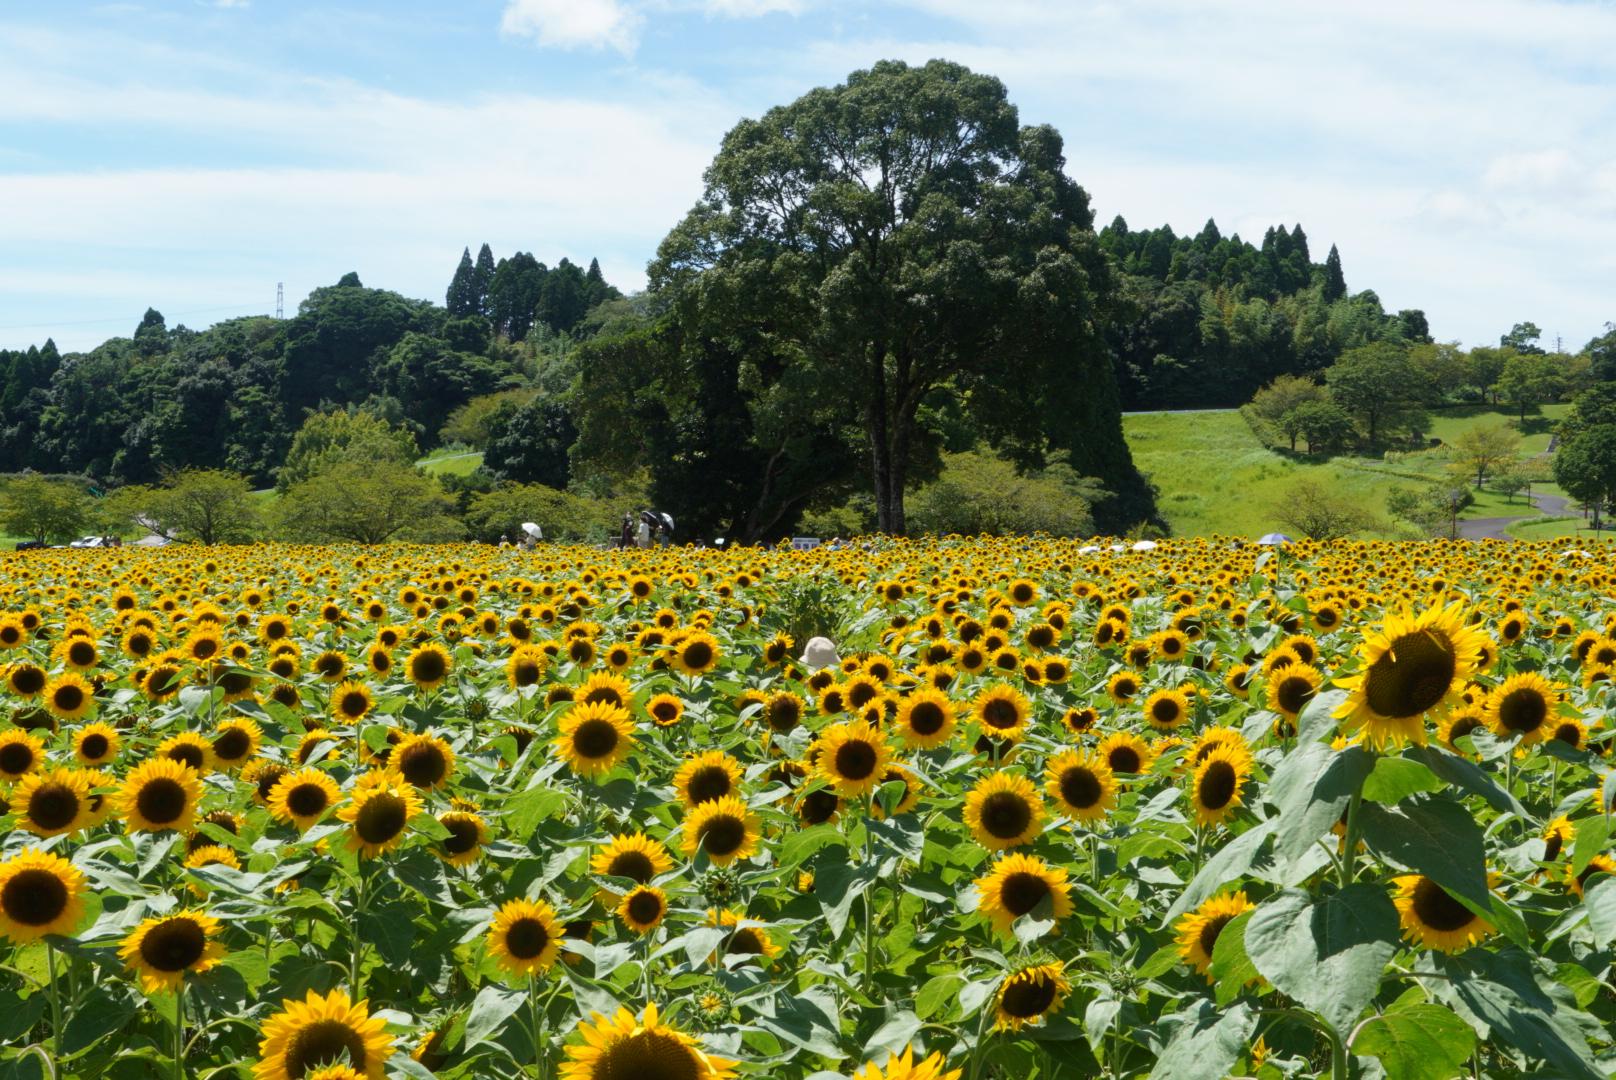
xmin=702 ymin=0 xmax=803 ymax=15
xmin=500 ymin=0 xmax=643 ymax=53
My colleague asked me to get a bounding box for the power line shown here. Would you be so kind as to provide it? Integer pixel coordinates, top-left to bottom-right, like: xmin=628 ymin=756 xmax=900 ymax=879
xmin=0 ymin=301 xmax=273 ymax=333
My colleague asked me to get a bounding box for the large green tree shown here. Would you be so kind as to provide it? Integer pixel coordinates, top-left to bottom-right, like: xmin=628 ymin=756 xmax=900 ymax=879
xmin=105 ymin=469 xmax=261 ymax=545
xmin=650 ymin=59 xmax=1145 ymax=534
xmin=1325 ymin=342 xmax=1427 ymax=445
xmin=275 ymin=461 xmax=460 ymax=544
xmin=0 ymin=475 xmax=95 ymax=544
xmin=1553 ymin=424 xmax=1616 ymax=529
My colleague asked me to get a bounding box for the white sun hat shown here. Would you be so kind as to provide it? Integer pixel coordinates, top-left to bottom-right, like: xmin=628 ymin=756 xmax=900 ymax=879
xmin=798 ymin=636 xmax=840 ymax=669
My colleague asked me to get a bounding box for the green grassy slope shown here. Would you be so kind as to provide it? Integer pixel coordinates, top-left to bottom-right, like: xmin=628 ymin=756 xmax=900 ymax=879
xmin=418 ymin=450 xmax=484 ymax=477
xmin=1123 ymin=405 xmax=1571 ymax=540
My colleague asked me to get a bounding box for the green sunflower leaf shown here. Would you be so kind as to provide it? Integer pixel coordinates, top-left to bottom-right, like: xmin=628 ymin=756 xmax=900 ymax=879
xmin=1351 ymin=1003 xmax=1475 ymax=1080
xmin=1243 ymin=884 xmax=1399 ymax=1035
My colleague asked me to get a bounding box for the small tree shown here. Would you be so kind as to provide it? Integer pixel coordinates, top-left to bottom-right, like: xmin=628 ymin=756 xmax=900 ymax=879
xmin=1248 ymin=374 xmax=1325 ymax=450
xmin=1325 ymin=343 xmax=1426 ymax=446
xmin=277 ymin=410 xmax=420 ymax=492
xmin=906 ymin=451 xmax=1101 ymax=537
xmin=106 ymin=470 xmax=261 ymax=545
xmin=1290 ymin=400 xmax=1356 ymax=454
xmin=1450 ymin=422 xmax=1521 ymax=487
xmin=1492 ymin=353 xmax=1563 ymax=423
xmin=463 ymin=483 xmax=615 ymax=544
xmin=1490 ymin=466 xmax=1532 ymax=505
xmin=1388 ymin=479 xmax=1473 ymax=539
xmin=276 ymin=461 xmax=461 ymax=544
xmin=1274 ymin=479 xmax=1376 ymax=539
xmin=1552 ymin=424 xmax=1616 ymax=529
xmin=0 ymin=475 xmax=95 ymax=544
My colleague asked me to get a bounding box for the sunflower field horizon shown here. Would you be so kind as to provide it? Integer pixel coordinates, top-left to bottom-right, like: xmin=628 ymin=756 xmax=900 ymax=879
xmin=2 ymin=537 xmax=1615 ymax=1079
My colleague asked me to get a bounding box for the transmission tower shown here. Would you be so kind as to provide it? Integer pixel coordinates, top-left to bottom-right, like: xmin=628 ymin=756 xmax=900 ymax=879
xmin=275 ymin=282 xmax=284 ymax=319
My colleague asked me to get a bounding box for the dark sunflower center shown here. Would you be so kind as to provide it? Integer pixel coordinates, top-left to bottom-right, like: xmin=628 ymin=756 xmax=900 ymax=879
xmin=651 ymin=700 xmax=680 ymax=723
xmin=686 ymin=765 xmax=733 ymax=803
xmin=355 ymin=793 xmax=408 ymax=845
xmin=591 ymin=1030 xmax=703 ymax=1080
xmin=979 ymin=791 xmax=1033 ymax=840
xmin=283 ymin=1019 xmax=369 ymax=1077
xmin=52 ymin=684 xmax=86 ymax=712
xmin=1000 ymin=972 xmax=1059 ymax=1018
xmin=1411 ymin=878 xmax=1475 ymax=932
xmin=1 ymin=868 xmax=68 ymax=926
xmin=398 ymin=744 xmax=447 ymax=786
xmin=1150 ymin=698 xmax=1182 ymax=725
xmin=315 ymin=655 xmax=343 ymax=677
xmin=1544 ymin=833 xmax=1565 ymax=862
xmin=338 ymin=692 xmax=369 ymax=718
xmin=573 ymin=719 xmax=620 ymax=760
xmin=79 ymin=733 xmax=110 ymax=760
xmin=1552 ymin=723 xmax=1582 ymax=748
xmin=1197 ymin=761 xmax=1238 ymax=811
xmin=1497 ymin=688 xmax=1549 ymax=733
xmin=11 ymin=667 xmax=45 ymax=695
xmin=1363 ymin=630 xmax=1457 ymax=718
xmin=29 ymin=784 xmax=81 ymax=830
xmin=1000 ymin=871 xmax=1051 ymax=916
xmin=767 ymin=699 xmax=801 ymax=733
xmin=1198 ymin=913 xmax=1233 ymax=958
xmin=981 ymin=699 xmax=1020 ymax=730
xmin=443 ymin=817 xmax=480 ymax=855
xmin=626 ymin=891 xmax=664 ymax=925
xmin=411 ymin=652 xmax=447 ymax=683
xmin=681 ymin=642 xmax=714 ymax=669
xmin=833 ymin=741 xmax=878 ymax=781
xmin=583 ymin=687 xmax=624 ymax=707
xmin=1448 ymin=716 xmax=1480 ymax=742
xmin=907 ymin=701 xmax=946 ymax=735
xmin=212 ymin=728 xmax=250 ymax=761
xmin=166 ymin=744 xmax=206 ymax=771
xmin=136 ymin=778 xmax=188 ymax=825
xmin=1059 ymin=767 xmax=1102 ymax=810
xmin=512 ymin=661 xmax=541 ymax=687
xmin=1114 ymin=679 xmax=1137 ymax=697
xmin=799 ymin=790 xmax=839 ymax=824
xmin=505 ymin=916 xmax=551 ymax=959
xmin=286 ymin=784 xmax=329 ymax=819
xmin=192 ymin=639 xmax=219 ymax=660
xmin=1275 ymin=676 xmax=1314 ymax=715
xmin=255 ymin=767 xmax=289 ymax=801
xmin=218 ymin=671 xmax=252 ymax=695
xmin=140 ymin=917 xmax=207 ymax=972
xmin=1108 ymin=746 xmax=1141 ymax=773
xmin=608 ymin=850 xmax=656 ymax=883
xmin=0 ymin=742 xmax=35 ymax=775
xmin=698 ymin=814 xmax=746 ymax=857
xmin=727 ymin=927 xmax=767 ymax=956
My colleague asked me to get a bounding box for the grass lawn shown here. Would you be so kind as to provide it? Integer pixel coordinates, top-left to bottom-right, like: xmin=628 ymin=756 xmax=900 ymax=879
xmin=1123 ymin=403 xmax=1569 ymax=540
xmin=1504 ymin=517 xmax=1616 ymax=542
xmin=418 ymin=449 xmax=484 ymax=477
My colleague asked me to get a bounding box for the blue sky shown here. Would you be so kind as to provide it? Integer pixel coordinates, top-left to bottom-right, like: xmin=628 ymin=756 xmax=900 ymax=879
xmin=2 ymin=0 xmax=1613 ymax=352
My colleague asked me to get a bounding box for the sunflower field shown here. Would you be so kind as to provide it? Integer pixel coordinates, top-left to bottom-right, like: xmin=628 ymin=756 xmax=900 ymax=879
xmin=2 ymin=539 xmax=1616 ymax=1080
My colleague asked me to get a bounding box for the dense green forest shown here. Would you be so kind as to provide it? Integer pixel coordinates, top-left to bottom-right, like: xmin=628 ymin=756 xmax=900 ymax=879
xmin=5 ymin=58 xmax=1615 ymax=544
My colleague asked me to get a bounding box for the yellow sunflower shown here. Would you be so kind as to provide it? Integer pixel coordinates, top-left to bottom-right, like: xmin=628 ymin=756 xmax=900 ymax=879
xmin=11 ymin=767 xmax=91 ymax=837
xmin=972 ymin=683 xmax=1030 ymax=742
xmin=1266 ymin=663 xmax=1322 ymax=721
xmin=331 ymin=681 xmax=375 ymax=724
xmin=559 ymin=1003 xmax=735 ymax=1080
xmin=1482 ymin=672 xmax=1560 ymax=747
xmin=1106 ymin=671 xmax=1141 ymax=704
xmin=487 ymin=897 xmax=565 ymax=977
xmin=974 ymin=852 xmax=1072 ymax=936
xmin=1333 ymin=602 xmax=1485 ymax=748
xmin=1142 ymin=687 xmax=1190 ymax=731
xmin=1096 ymin=731 xmax=1155 ymax=777
xmin=118 ymin=758 xmax=203 ymax=833
xmin=1190 ymin=743 xmax=1252 ymax=827
xmin=617 ymin=885 xmax=668 ymax=934
xmin=674 ymin=750 xmax=745 ymax=808
xmin=119 ymin=909 xmax=226 ymax=993
xmin=708 ymin=908 xmax=780 ymax=965
xmin=266 ymin=767 xmax=342 ymax=832
xmin=158 ymin=730 xmax=214 ymax=774
xmin=405 ymin=643 xmax=453 ymax=692
xmin=436 ymin=809 xmax=489 ymax=867
xmin=1044 ymin=749 xmax=1117 ymax=823
xmin=645 ymin=692 xmax=686 ymax=728
xmin=1176 ymin=891 xmax=1255 ymax=981
xmin=963 ymin=772 xmax=1045 ymax=850
xmin=4 ymin=661 xmax=47 ymax=700
xmin=815 ymin=720 xmax=893 ymax=797
xmin=554 ymin=701 xmax=636 ymax=778
xmin=253 ymin=988 xmax=393 ymax=1080
xmin=669 ymin=631 xmax=721 ymax=677
xmin=851 ymin=1046 xmax=961 ymax=1080
xmin=591 ymin=832 xmax=675 ymax=893
xmin=391 ymin=732 xmax=456 ymax=790
xmin=0 ymin=847 xmax=86 ymax=942
xmin=994 ymin=962 xmax=1071 ymax=1032
xmin=1392 ymin=874 xmax=1494 ymax=952
xmin=209 ymin=718 xmax=262 ymax=770
xmin=42 ymin=671 xmax=95 ymax=721
xmin=338 ymin=772 xmax=423 ymax=858
xmin=681 ymin=795 xmax=761 ymax=867
xmin=0 ymin=728 xmax=45 ymax=779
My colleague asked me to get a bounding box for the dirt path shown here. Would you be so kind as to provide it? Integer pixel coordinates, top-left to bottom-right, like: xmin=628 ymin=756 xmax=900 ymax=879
xmin=1458 ymin=490 xmax=1574 ymax=540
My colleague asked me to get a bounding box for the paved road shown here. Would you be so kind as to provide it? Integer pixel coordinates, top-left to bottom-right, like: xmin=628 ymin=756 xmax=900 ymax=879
xmin=1459 ymin=491 xmax=1575 ymax=540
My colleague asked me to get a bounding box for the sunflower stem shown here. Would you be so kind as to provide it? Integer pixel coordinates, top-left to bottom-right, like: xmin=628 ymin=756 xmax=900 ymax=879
xmin=174 ymin=982 xmax=186 ymax=1080
xmin=528 ymin=974 xmax=547 ymax=1079
xmin=45 ymin=942 xmax=63 ymax=1061
xmin=350 ymin=862 xmax=368 ymax=1001
xmin=860 ymin=818 xmax=875 ymax=997
xmin=1338 ymin=788 xmax=1365 ymax=888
